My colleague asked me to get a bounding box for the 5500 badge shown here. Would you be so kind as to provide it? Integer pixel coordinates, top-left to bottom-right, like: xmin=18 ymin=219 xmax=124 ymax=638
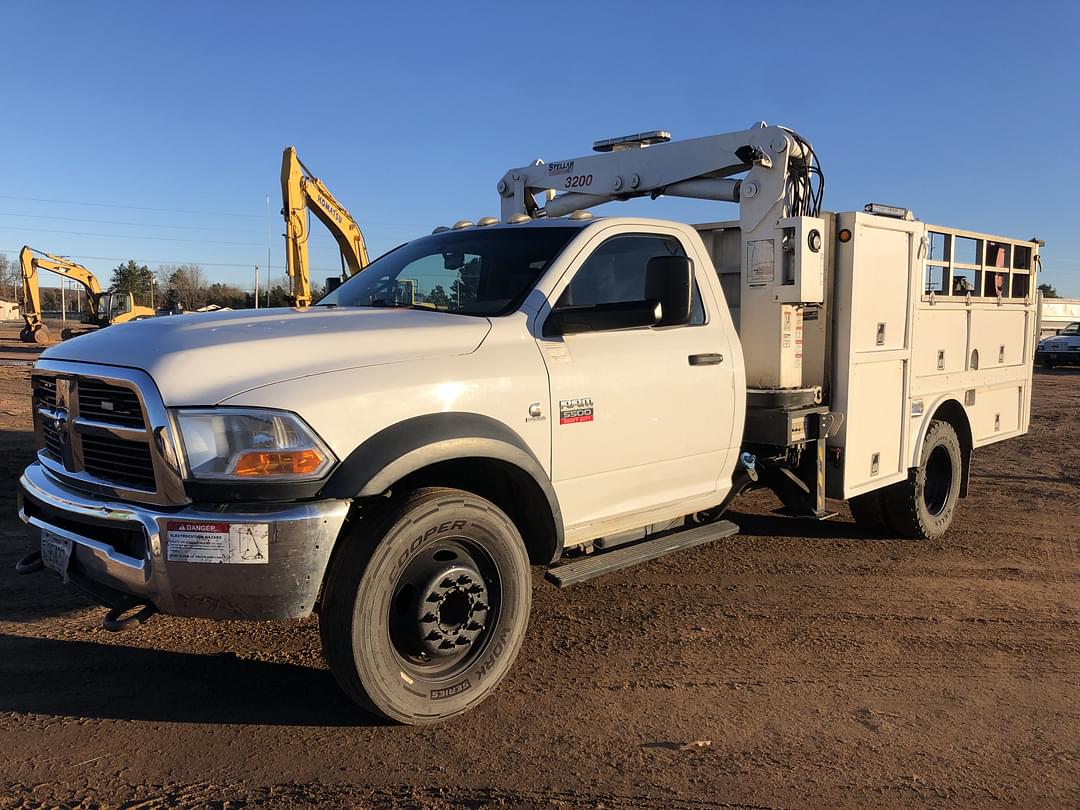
xmin=559 ymin=397 xmax=594 ymax=425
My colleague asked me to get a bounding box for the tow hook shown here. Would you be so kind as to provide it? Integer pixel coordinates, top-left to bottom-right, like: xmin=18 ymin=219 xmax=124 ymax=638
xmin=740 ymin=452 xmax=759 ymax=482
xmin=102 ymin=601 xmax=156 ymax=632
xmin=15 ymin=551 xmax=44 ymax=575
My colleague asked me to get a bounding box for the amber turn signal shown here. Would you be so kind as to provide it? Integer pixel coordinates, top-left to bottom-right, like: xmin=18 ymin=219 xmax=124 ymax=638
xmin=233 ymin=449 xmax=326 ymax=477
xmin=838 ymin=228 xmax=852 ymax=243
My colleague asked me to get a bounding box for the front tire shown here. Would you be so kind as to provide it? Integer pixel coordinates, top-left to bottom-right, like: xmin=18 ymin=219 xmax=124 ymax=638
xmin=883 ymin=420 xmax=963 ymax=540
xmin=320 ymin=487 xmax=532 ymax=724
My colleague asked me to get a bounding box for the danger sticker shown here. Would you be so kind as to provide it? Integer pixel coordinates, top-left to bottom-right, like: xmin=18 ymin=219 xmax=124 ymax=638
xmin=559 ymin=397 xmax=594 ymax=425
xmin=166 ymin=521 xmax=269 ymax=564
xmin=747 ymin=239 xmax=775 ymax=287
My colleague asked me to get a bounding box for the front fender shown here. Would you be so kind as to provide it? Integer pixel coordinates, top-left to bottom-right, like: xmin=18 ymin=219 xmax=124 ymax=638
xmin=318 ymin=412 xmax=564 ymax=559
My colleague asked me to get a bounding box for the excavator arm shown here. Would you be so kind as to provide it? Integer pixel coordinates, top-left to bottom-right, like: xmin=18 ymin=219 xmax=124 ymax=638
xmin=281 ymin=146 xmax=369 ymax=308
xmin=19 ymin=246 xmax=104 ymax=344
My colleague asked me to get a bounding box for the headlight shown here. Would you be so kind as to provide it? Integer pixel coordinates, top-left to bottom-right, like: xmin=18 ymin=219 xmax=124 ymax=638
xmin=173 ymin=408 xmax=335 ymax=481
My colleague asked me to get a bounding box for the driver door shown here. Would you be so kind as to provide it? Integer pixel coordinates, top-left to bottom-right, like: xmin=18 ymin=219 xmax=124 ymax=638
xmin=537 ymin=229 xmax=735 ymax=532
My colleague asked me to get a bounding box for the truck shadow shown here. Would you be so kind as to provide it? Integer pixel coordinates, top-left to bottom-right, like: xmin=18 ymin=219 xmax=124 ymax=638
xmin=0 ymin=634 xmax=386 ymax=727
xmin=727 ymin=509 xmax=905 ymax=542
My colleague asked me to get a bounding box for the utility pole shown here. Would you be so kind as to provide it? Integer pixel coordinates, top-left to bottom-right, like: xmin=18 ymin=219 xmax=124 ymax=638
xmin=266 ymin=195 xmax=272 ymax=304
xmin=254 ymin=265 xmax=260 ymax=309
xmin=60 ymin=280 xmax=66 ymax=329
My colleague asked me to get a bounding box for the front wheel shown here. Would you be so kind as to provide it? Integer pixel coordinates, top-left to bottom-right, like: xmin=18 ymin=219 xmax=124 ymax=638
xmin=320 ymin=487 xmax=532 ymax=724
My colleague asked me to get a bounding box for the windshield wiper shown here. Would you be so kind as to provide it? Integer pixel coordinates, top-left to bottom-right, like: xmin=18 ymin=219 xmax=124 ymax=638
xmin=364 ymin=299 xmax=441 ymax=311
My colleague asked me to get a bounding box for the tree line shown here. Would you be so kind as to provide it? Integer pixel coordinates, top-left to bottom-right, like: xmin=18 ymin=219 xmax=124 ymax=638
xmin=0 ymin=253 xmax=332 ymax=311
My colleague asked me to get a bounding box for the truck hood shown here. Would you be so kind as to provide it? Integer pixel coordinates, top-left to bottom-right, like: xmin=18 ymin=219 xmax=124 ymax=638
xmin=42 ymin=306 xmax=492 ymax=405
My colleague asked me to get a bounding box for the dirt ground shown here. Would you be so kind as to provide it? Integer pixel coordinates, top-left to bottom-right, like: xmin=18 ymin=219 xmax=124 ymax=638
xmin=0 ymin=325 xmax=1077 ymax=809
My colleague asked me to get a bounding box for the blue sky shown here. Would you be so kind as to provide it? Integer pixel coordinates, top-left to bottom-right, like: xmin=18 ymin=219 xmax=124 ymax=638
xmin=3 ymin=0 xmax=1077 ymax=295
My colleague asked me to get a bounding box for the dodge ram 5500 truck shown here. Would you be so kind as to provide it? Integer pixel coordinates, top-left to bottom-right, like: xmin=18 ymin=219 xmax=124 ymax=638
xmin=16 ymin=124 xmax=1042 ymax=723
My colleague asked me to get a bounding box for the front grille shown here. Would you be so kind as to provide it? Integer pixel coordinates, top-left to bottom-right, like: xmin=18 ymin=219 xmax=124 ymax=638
xmin=81 ymin=433 xmax=156 ymax=490
xmin=41 ymin=422 xmax=64 ymax=459
xmin=34 ymin=377 xmax=57 ymax=409
xmin=78 ymin=380 xmax=145 ymax=427
xmin=33 ymin=370 xmax=161 ymax=497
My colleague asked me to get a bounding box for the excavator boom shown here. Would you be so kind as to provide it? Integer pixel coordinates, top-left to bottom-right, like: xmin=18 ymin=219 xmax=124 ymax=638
xmin=19 ymin=246 xmax=104 ymax=343
xmin=281 ymin=146 xmax=369 ymax=308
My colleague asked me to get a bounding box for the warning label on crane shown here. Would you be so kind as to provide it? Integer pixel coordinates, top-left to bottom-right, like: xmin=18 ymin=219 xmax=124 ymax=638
xmin=166 ymin=521 xmax=269 ymax=564
xmin=748 ymin=240 xmax=775 ymax=287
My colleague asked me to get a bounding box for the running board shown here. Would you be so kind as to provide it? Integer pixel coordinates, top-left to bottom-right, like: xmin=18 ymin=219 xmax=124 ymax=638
xmin=545 ymin=520 xmax=739 ymax=587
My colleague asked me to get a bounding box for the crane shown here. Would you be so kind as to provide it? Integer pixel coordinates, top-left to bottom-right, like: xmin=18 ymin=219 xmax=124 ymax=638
xmin=280 ymin=146 xmax=369 ymax=308
xmin=18 ymin=246 xmax=154 ymax=343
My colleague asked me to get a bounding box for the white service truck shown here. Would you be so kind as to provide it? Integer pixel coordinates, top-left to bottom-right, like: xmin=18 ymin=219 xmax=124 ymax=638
xmin=16 ymin=124 xmax=1042 ymax=723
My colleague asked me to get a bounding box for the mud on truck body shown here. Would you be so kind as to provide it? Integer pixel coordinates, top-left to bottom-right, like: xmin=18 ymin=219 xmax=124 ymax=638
xmin=17 ymin=124 xmax=1041 ymax=723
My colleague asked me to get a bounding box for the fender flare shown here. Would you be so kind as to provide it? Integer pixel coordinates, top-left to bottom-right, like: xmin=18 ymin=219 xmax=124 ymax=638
xmin=318 ymin=413 xmax=564 ymax=561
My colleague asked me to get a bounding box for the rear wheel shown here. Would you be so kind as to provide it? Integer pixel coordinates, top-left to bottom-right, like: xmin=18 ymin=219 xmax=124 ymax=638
xmin=883 ymin=420 xmax=963 ymax=539
xmin=320 ymin=487 xmax=531 ymax=724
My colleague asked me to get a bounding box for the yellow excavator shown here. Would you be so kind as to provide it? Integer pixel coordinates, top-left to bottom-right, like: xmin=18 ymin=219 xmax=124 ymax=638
xmin=19 ymin=246 xmax=155 ymax=343
xmin=280 ymin=146 xmax=370 ymax=308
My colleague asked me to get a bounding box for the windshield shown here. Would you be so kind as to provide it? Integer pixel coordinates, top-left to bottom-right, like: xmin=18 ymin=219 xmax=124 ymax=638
xmin=1061 ymin=322 xmax=1080 ymax=336
xmin=317 ymin=227 xmax=579 ymax=316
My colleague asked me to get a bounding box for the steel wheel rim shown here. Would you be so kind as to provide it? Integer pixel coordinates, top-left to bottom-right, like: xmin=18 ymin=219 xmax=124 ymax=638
xmin=387 ymin=536 xmax=501 ymax=681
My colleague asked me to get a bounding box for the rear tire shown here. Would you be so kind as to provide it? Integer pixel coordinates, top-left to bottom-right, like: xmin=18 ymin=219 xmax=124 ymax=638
xmin=320 ymin=487 xmax=532 ymax=724
xmin=883 ymin=420 xmax=963 ymax=540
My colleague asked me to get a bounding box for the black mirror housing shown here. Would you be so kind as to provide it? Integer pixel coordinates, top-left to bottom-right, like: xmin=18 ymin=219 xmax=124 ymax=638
xmin=645 ymin=255 xmax=693 ymax=326
xmin=545 ymin=300 xmax=660 ymax=337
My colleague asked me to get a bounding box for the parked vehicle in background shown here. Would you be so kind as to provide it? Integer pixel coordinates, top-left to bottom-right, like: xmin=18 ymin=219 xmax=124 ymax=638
xmin=1036 ymin=321 xmax=1080 ymax=367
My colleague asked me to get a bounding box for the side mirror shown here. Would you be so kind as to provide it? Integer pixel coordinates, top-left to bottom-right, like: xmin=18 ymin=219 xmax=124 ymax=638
xmin=645 ymin=255 xmax=693 ymax=326
xmin=545 ymin=300 xmax=660 ymax=337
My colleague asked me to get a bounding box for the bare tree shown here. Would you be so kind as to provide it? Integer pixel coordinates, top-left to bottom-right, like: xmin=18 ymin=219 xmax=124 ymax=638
xmin=0 ymin=253 xmax=21 ymax=302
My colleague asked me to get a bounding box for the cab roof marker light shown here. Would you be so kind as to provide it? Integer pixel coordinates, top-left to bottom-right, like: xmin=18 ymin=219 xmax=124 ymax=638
xmin=452 ymin=220 xmax=474 ymax=230
xmin=476 ymin=217 xmax=499 ymax=227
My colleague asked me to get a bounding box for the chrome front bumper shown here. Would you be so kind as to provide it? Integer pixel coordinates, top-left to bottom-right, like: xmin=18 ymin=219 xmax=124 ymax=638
xmin=18 ymin=462 xmax=350 ymax=620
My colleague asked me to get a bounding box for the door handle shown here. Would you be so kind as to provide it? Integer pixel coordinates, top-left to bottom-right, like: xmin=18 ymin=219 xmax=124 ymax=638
xmin=688 ymin=353 xmax=724 ymax=366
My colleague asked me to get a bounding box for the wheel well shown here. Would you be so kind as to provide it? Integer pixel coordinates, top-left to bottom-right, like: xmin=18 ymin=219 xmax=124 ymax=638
xmin=395 ymin=458 xmax=560 ymax=565
xmin=928 ymin=399 xmax=973 ymax=497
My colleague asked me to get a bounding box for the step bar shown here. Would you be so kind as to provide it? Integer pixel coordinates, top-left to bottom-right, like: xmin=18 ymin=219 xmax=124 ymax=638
xmin=545 ymin=520 xmax=739 ymax=587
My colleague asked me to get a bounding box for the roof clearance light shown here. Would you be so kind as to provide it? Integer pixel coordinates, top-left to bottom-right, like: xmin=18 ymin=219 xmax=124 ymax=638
xmin=864 ymin=203 xmax=913 ymax=220
xmin=451 ymin=220 xmax=474 ymax=230
xmin=838 ymin=228 xmax=852 ymax=243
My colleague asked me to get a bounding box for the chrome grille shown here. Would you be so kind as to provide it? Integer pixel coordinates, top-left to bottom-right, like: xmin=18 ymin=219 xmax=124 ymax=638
xmin=31 ymin=364 xmax=185 ymax=503
xmin=77 ymin=380 xmax=145 ymax=428
xmin=81 ymin=433 xmax=156 ymax=490
xmin=33 ymin=377 xmax=57 ymax=409
xmin=41 ymin=422 xmax=64 ymax=459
